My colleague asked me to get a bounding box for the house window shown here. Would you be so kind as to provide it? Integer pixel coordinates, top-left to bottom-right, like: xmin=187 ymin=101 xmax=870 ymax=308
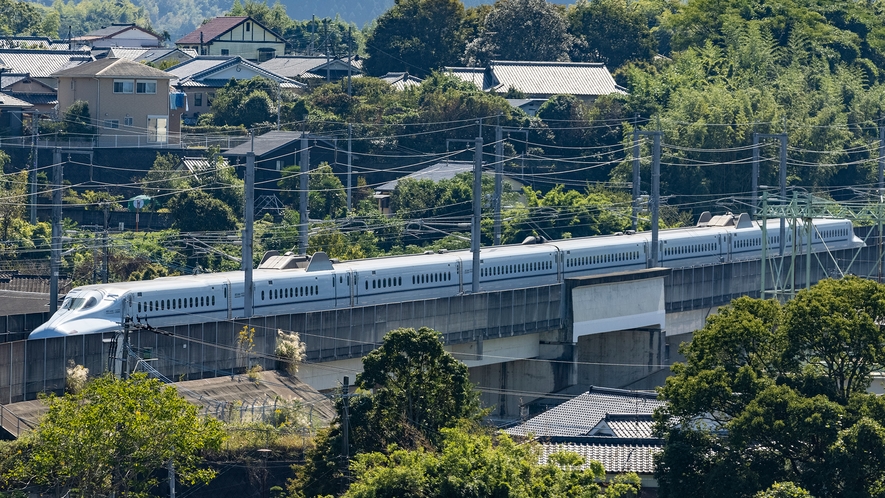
xmin=221 ymin=49 xmax=229 ymax=56
xmin=114 ymin=79 xmax=134 ymax=93
xmin=124 ymin=116 xmax=133 ymax=126
xmin=246 ymin=22 xmax=251 ymax=31
xmin=104 ymin=120 xmax=119 ymax=129
xmin=147 ymin=115 xmax=168 ymax=143
xmin=194 ymin=93 xmax=203 ymax=107
xmin=276 ymin=160 xmax=282 ymax=171
xmin=136 ymin=80 xmax=157 ymax=94
xmin=257 ymin=47 xmax=275 ymax=62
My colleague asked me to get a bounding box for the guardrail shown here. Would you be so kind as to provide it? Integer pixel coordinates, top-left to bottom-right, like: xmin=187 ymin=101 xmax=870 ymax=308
xmin=0 ymin=134 xmax=250 ymax=150
xmin=0 ymin=403 xmax=33 ymax=438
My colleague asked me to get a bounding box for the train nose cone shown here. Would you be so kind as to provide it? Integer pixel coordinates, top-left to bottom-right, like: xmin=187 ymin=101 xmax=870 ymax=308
xmin=28 ymin=323 xmax=69 ymax=339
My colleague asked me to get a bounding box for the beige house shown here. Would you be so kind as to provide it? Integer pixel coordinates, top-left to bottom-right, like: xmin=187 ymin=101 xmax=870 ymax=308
xmin=176 ymin=16 xmax=286 ymax=62
xmin=52 ymin=58 xmax=178 ymax=144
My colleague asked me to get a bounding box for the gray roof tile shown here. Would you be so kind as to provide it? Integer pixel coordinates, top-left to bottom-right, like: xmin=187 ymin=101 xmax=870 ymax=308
xmin=506 ymin=387 xmax=664 ymax=438
xmin=446 ymin=60 xmax=625 ymax=98
xmin=51 ymin=57 xmax=173 ymax=78
xmin=539 ymin=438 xmax=661 ymax=474
xmin=377 ymin=160 xmax=478 ymax=192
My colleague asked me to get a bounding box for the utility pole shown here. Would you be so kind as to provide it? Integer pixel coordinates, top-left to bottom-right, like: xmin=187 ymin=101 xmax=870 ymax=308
xmin=635 ymin=129 xmax=661 ymax=267
xmin=30 ymin=111 xmax=37 ymax=224
xmin=324 ymin=19 xmax=330 ymax=82
xmin=472 ymin=132 xmax=483 ymax=293
xmin=346 ymin=123 xmax=353 ymax=212
xmin=103 ymin=202 xmax=109 ymax=283
xmin=876 ymin=121 xmax=885 ymax=283
xmin=632 ymin=116 xmax=640 ymax=231
xmin=341 ymin=376 xmax=350 ymax=459
xmin=121 ymin=316 xmax=132 ymax=379
xmin=49 ymin=149 xmax=62 ymax=314
xmin=244 ymin=149 xmax=255 ymax=318
xmin=299 ymin=130 xmax=310 ymax=255
xmin=347 ymin=27 xmax=353 ymax=97
xmin=494 ymin=123 xmax=503 ymax=245
xmin=754 ymin=131 xmax=788 ymax=256
xmin=752 ymin=132 xmax=759 ymax=217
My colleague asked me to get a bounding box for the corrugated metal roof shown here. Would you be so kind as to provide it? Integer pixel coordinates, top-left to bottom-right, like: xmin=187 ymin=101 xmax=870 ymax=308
xmin=0 ymin=50 xmax=93 ymax=78
xmin=377 ymin=160 xmax=478 ymax=192
xmin=222 ymin=130 xmax=304 ymax=157
xmin=445 ymin=67 xmax=491 ymax=91
xmin=539 ymin=438 xmax=661 ymax=474
xmin=506 ymin=387 xmax=664 ymax=438
xmin=588 ymin=414 xmax=655 ymax=438
xmin=258 ymin=56 xmax=362 ymax=79
xmin=489 ymin=60 xmax=624 ymax=97
xmin=51 ymin=57 xmax=173 ymax=78
xmin=109 ymin=47 xmax=194 ymax=64
xmin=446 ymin=61 xmax=624 ymax=97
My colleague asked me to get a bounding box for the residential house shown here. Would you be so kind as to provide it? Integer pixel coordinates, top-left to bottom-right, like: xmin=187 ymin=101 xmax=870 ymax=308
xmin=373 ymin=160 xmax=523 ymax=215
xmin=0 ymin=50 xmax=94 ymax=88
xmin=1 ymin=73 xmax=58 ymax=114
xmin=222 ymin=130 xmax=338 ymax=202
xmin=175 ymin=16 xmax=286 ymax=62
xmin=105 ymin=47 xmax=197 ymax=67
xmin=258 ymin=55 xmax=363 ymax=84
xmin=0 ymin=37 xmax=74 ymax=50
xmin=52 ymin=58 xmax=178 ymax=144
xmin=378 ymin=72 xmax=422 ymax=91
xmin=0 ymin=92 xmax=33 ymax=136
xmin=445 ymin=61 xmax=626 ymax=114
xmin=506 ymin=386 xmax=665 ymax=495
xmin=167 ymin=56 xmax=304 ymax=125
xmin=71 ymin=23 xmax=163 ymax=49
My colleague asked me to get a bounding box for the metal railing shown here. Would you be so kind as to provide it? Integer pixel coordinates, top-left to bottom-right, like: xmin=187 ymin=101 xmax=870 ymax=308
xmin=0 ymin=403 xmax=34 ymax=438
xmin=0 ymin=133 xmax=250 ymax=150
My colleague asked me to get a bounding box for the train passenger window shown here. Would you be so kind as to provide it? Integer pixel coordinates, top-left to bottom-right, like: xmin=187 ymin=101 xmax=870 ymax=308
xmin=138 ymin=303 xmax=142 ymax=312
xmin=365 ymin=282 xmax=368 ymax=290
xmin=149 ymin=302 xmax=153 ymax=312
xmin=372 ymin=280 xmax=376 ymax=289
xmin=399 ymin=277 xmax=403 ymax=285
xmin=200 ymin=297 xmax=205 ymax=306
xmin=212 ymin=296 xmax=215 ymax=305
xmin=261 ymin=291 xmax=265 ymax=301
xmin=189 ymin=297 xmax=193 ymax=307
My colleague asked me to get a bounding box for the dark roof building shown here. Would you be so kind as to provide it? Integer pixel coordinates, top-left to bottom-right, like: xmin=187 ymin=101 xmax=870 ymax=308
xmin=71 ymin=23 xmax=163 ymax=48
xmin=379 ymin=72 xmax=423 ymax=90
xmin=258 ymin=55 xmax=363 ymax=83
xmin=0 ymin=50 xmax=94 ymax=87
xmin=175 ymin=16 xmax=286 ymax=62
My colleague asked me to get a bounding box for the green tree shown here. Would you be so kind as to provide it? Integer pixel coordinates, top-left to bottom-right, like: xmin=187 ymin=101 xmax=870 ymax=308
xmin=343 ymin=427 xmax=611 ymax=497
xmin=0 ymin=0 xmax=56 ymax=36
xmin=292 ymin=327 xmax=483 ymax=497
xmin=166 ymin=190 xmax=238 ymax=232
xmin=211 ymin=76 xmax=280 ymax=127
xmin=0 ymin=169 xmax=27 ymax=241
xmin=2 ymin=373 xmax=225 ymax=495
xmin=567 ymin=0 xmax=656 ymax=69
xmin=59 ymin=100 xmax=96 ymax=137
xmin=363 ymin=0 xmax=467 ymax=77
xmin=655 ymin=277 xmax=885 ymax=498
xmin=309 ymin=163 xmax=346 ymax=219
xmin=464 ymin=0 xmax=575 ymax=65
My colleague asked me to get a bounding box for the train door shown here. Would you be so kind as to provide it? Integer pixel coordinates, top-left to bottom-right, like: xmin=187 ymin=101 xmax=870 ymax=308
xmin=353 ymin=271 xmax=361 ymax=305
xmin=719 ymin=234 xmax=729 ymax=263
xmin=456 ymin=259 xmax=464 ymax=294
xmin=335 ymin=270 xmax=353 ymax=308
xmin=224 ymin=279 xmax=232 ymax=319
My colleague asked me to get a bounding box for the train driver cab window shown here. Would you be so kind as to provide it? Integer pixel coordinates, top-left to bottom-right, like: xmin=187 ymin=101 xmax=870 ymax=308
xmin=62 ymin=291 xmax=101 ymax=311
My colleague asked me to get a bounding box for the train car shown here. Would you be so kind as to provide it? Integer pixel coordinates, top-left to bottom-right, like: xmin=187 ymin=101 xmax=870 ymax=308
xmin=28 ymin=213 xmax=865 ymax=339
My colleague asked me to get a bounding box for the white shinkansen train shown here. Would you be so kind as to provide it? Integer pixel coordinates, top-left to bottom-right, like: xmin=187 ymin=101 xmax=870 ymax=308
xmin=29 ymin=212 xmax=863 ymax=339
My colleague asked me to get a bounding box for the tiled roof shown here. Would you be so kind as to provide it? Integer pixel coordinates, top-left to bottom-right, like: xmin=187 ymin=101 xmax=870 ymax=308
xmin=176 ymin=16 xmax=284 ymax=45
xmin=588 ymin=414 xmax=655 ymax=438
xmin=445 ymin=67 xmax=492 ymax=90
xmin=258 ymin=56 xmax=362 ymax=79
xmin=506 ymin=387 xmax=664 ymax=438
xmin=447 ymin=61 xmax=625 ymax=97
xmin=379 ymin=72 xmax=423 ymax=90
xmin=222 ymin=130 xmax=304 ymax=157
xmin=0 ymin=50 xmax=93 ymax=78
xmin=4 ymin=92 xmax=56 ymax=105
xmin=0 ymin=37 xmax=71 ymax=50
xmin=168 ymin=56 xmax=305 ymax=89
xmin=0 ymin=73 xmax=27 ymax=88
xmin=108 ymin=47 xmax=194 ymax=64
xmin=72 ymin=23 xmax=155 ymax=41
xmin=51 ymin=57 xmax=173 ymax=78
xmin=377 ymin=160 xmax=478 ymax=192
xmin=539 ymin=437 xmax=662 ymax=474
xmin=0 ymin=92 xmax=33 ymax=108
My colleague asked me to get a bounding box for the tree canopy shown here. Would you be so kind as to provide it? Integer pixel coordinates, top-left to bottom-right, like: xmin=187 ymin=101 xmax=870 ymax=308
xmin=655 ymin=277 xmax=885 ymax=498
xmin=1 ymin=373 xmax=225 ymax=495
xmin=464 ymin=0 xmax=575 ymax=65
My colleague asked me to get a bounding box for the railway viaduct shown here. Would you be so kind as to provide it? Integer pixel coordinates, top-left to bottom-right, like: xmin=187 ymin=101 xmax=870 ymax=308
xmin=0 ymin=242 xmax=879 ymax=422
